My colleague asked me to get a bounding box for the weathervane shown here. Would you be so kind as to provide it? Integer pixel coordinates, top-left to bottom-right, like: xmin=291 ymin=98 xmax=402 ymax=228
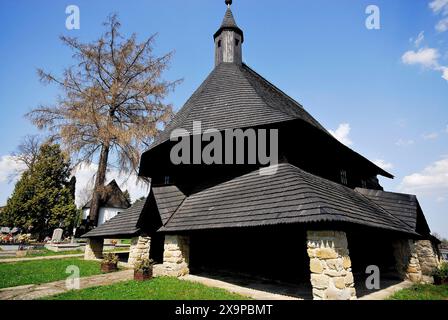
xmin=225 ymin=0 xmax=232 ymax=8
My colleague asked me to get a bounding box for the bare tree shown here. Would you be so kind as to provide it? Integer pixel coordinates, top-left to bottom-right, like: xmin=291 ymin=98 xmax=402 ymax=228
xmin=27 ymin=14 xmax=180 ymax=228
xmin=12 ymin=135 xmax=42 ymax=171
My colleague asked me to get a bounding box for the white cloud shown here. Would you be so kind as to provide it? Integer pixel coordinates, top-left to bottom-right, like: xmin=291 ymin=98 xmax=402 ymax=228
xmin=414 ymin=31 xmax=425 ymax=47
xmin=402 ymin=47 xmax=448 ymax=82
xmin=329 ymin=123 xmax=353 ymax=146
xmin=423 ymin=132 xmax=439 ymax=140
xmin=430 ymin=0 xmax=448 ymax=33
xmin=72 ymin=162 xmax=150 ymax=207
xmin=0 ymin=155 xmax=26 ymax=183
xmin=373 ymin=159 xmax=394 ymax=170
xmin=441 ymin=66 xmax=448 ymax=81
xmin=402 ymin=48 xmax=440 ymax=68
xmin=436 ymin=17 xmax=448 ymax=32
xmin=395 ymin=139 xmax=415 ymax=147
xmin=429 ymin=0 xmax=448 ymax=14
xmin=399 ymin=156 xmax=448 ymax=197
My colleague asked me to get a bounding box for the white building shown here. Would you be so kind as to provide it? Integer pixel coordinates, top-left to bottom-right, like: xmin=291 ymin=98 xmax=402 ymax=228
xmin=82 ymin=180 xmax=131 ymax=227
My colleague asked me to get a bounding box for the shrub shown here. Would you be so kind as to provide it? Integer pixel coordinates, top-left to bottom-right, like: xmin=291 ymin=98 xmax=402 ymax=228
xmin=102 ymin=253 xmax=119 ymax=264
xmin=134 ymin=258 xmax=154 ymax=273
xmin=16 ymin=234 xmax=32 ymax=244
xmin=432 ymin=262 xmax=448 ymax=280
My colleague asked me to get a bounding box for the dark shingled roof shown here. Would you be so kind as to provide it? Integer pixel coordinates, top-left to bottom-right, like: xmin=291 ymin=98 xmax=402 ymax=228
xmin=141 ymin=61 xmax=392 ymax=178
xmin=160 ymin=163 xmax=415 ymax=234
xmin=355 ymin=188 xmax=430 ymax=233
xmin=83 ymin=180 xmax=131 ymax=210
xmin=81 ymin=186 xmax=187 ymax=238
xmin=152 ymin=185 xmax=186 ymax=224
xmin=147 ymin=62 xmax=328 ymax=151
xmin=82 ymin=198 xmax=146 ymax=238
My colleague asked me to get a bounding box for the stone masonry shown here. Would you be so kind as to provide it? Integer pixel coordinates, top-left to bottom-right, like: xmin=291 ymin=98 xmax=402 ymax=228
xmin=393 ymin=239 xmax=422 ymax=283
xmin=415 ymin=240 xmax=440 ymax=283
xmin=127 ymin=235 xmax=151 ymax=267
xmin=84 ymin=238 xmax=104 ymax=260
xmin=307 ymin=231 xmax=357 ymax=300
xmin=154 ymin=235 xmax=190 ymax=277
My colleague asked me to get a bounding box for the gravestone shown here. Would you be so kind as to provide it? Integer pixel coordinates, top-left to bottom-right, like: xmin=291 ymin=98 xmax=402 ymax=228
xmin=0 ymin=227 xmax=10 ymax=234
xmin=51 ymin=228 xmax=64 ymax=243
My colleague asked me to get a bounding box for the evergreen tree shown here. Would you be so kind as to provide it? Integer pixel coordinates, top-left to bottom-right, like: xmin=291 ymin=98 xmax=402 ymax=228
xmin=1 ymin=144 xmax=78 ymax=239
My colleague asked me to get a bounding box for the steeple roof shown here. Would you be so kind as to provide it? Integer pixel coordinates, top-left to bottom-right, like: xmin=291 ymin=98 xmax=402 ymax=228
xmin=214 ymin=7 xmax=244 ymax=42
xmin=221 ymin=7 xmax=238 ymax=29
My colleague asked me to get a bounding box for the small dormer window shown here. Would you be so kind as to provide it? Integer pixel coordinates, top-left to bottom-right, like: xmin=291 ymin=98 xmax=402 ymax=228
xmin=340 ymin=170 xmax=348 ymax=186
xmin=235 ymin=39 xmax=240 ymax=46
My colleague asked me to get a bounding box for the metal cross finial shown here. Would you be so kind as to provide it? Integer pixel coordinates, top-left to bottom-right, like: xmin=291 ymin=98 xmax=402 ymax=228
xmin=225 ymin=0 xmax=232 ymax=8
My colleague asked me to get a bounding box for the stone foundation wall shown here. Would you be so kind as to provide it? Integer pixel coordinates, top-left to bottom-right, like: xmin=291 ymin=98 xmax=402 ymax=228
xmin=416 ymin=240 xmax=440 ymax=282
xmin=155 ymin=235 xmax=190 ymax=277
xmin=393 ymin=239 xmax=422 ymax=283
xmin=307 ymin=231 xmax=356 ymax=300
xmin=84 ymin=238 xmax=104 ymax=260
xmin=127 ymin=235 xmax=151 ymax=267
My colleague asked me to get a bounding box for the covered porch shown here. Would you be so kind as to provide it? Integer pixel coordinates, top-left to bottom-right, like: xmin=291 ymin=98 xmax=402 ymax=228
xmin=155 ymin=223 xmax=432 ymax=300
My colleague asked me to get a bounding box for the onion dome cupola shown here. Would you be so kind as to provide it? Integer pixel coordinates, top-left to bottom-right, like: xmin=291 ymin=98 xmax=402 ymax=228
xmin=214 ymin=0 xmax=244 ymax=66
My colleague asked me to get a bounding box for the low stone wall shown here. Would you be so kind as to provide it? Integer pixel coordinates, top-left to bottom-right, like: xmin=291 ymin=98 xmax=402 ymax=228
xmin=393 ymin=239 xmax=422 ymax=283
xmin=307 ymin=231 xmax=356 ymax=300
xmin=84 ymin=238 xmax=104 ymax=260
xmin=127 ymin=235 xmax=151 ymax=267
xmin=154 ymin=235 xmax=190 ymax=277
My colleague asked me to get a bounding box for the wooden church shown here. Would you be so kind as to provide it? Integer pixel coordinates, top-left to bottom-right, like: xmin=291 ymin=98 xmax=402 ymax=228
xmin=83 ymin=1 xmax=441 ymax=300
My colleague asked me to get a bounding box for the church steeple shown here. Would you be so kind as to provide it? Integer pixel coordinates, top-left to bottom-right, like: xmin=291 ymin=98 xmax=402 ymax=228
xmin=214 ymin=0 xmax=244 ymax=66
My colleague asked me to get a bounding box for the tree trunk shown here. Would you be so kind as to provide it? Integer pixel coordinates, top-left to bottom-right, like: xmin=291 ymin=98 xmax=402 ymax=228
xmin=88 ymin=143 xmax=110 ymax=228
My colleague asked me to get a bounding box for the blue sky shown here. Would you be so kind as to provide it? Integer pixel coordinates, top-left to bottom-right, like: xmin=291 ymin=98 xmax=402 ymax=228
xmin=0 ymin=0 xmax=447 ymax=237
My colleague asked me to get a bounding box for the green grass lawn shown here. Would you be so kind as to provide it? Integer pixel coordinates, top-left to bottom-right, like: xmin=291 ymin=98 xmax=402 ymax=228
xmin=27 ymin=248 xmax=84 ymax=257
xmin=0 ymin=258 xmax=101 ymax=289
xmin=46 ymin=277 xmax=249 ymax=300
xmin=0 ymin=247 xmax=129 ymax=259
xmin=0 ymin=248 xmax=84 ymax=259
xmin=389 ymin=284 xmax=448 ymax=300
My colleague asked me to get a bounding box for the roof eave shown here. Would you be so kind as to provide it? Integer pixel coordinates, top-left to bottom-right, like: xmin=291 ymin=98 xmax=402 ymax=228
xmin=80 ymin=229 xmax=140 ymax=239
xmin=213 ymin=27 xmax=244 ymax=42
